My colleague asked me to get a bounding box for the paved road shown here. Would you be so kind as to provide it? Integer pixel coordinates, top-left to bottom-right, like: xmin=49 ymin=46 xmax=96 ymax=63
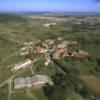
xmin=0 ymin=76 xmax=14 ymax=88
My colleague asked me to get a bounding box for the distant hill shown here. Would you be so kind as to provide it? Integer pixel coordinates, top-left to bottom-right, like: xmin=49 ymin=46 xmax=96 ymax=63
xmin=0 ymin=13 xmax=27 ymax=23
xmin=14 ymin=11 xmax=100 ymax=17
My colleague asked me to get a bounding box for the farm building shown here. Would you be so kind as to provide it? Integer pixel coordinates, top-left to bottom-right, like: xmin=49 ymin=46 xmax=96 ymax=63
xmin=14 ymin=75 xmax=50 ymax=89
xmin=35 ymin=46 xmax=48 ymax=53
xmin=12 ymin=59 xmax=32 ymax=71
xmin=14 ymin=78 xmax=26 ymax=89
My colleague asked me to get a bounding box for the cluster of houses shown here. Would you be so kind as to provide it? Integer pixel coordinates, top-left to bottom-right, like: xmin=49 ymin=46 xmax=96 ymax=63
xmin=12 ymin=37 xmax=90 ymax=72
xmin=15 ymin=37 xmax=89 ymax=69
xmin=14 ymin=75 xmax=50 ymax=89
xmin=52 ymin=40 xmax=78 ymax=59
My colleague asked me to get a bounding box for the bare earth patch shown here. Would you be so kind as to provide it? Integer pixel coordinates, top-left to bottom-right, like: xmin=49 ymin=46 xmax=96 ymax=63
xmin=80 ymin=75 xmax=100 ymax=94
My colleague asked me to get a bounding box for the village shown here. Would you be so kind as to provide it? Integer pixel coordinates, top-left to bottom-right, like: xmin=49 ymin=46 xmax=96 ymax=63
xmin=12 ymin=36 xmax=89 ymax=89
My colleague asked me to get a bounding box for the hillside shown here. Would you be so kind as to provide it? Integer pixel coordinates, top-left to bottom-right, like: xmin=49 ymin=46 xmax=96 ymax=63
xmin=0 ymin=13 xmax=27 ymax=23
xmin=0 ymin=14 xmax=100 ymax=100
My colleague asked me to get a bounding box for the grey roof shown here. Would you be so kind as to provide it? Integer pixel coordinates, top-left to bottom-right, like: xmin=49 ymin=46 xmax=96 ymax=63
xmin=25 ymin=77 xmax=31 ymax=85
xmin=20 ymin=51 xmax=29 ymax=56
xmin=31 ymin=75 xmax=48 ymax=84
xmin=14 ymin=78 xmax=26 ymax=88
xmin=14 ymin=75 xmax=49 ymax=89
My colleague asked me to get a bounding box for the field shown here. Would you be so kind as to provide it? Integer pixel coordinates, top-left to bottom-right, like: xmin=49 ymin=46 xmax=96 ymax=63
xmin=12 ymin=88 xmax=49 ymax=100
xmin=81 ymin=75 xmax=100 ymax=94
xmin=0 ymin=84 xmax=8 ymax=100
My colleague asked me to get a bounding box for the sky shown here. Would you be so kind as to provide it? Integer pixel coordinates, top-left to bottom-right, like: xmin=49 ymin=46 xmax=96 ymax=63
xmin=0 ymin=0 xmax=100 ymax=12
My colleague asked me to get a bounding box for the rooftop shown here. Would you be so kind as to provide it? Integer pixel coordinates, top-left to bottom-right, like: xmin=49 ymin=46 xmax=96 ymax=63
xmin=14 ymin=75 xmax=50 ymax=89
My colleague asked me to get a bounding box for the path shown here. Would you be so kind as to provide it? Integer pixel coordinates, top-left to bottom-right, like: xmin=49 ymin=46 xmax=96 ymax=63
xmin=7 ymin=79 xmax=12 ymax=100
xmin=29 ymin=59 xmax=38 ymax=75
xmin=29 ymin=66 xmax=34 ymax=75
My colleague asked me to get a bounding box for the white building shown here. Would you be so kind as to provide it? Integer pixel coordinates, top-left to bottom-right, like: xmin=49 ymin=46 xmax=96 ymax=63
xmin=12 ymin=59 xmax=32 ymax=71
xmin=44 ymin=54 xmax=51 ymax=66
xmin=20 ymin=50 xmax=29 ymax=56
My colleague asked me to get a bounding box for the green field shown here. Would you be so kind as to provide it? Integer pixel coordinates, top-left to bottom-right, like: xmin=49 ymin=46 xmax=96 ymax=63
xmin=0 ymin=84 xmax=8 ymax=100
xmin=12 ymin=88 xmax=49 ymax=100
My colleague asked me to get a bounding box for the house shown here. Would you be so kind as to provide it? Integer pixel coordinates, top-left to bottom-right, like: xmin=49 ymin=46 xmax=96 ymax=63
xmin=20 ymin=48 xmax=29 ymax=56
xmin=63 ymin=51 xmax=71 ymax=57
xmin=72 ymin=50 xmax=89 ymax=57
xmin=24 ymin=42 xmax=34 ymax=46
xmin=20 ymin=51 xmax=29 ymax=56
xmin=77 ymin=50 xmax=89 ymax=57
xmin=24 ymin=42 xmax=34 ymax=51
xmin=35 ymin=46 xmax=48 ymax=53
xmin=57 ymin=40 xmax=78 ymax=49
xmin=45 ymin=39 xmax=54 ymax=45
xmin=52 ymin=50 xmax=60 ymax=59
xmin=52 ymin=48 xmax=66 ymax=59
xmin=57 ymin=41 xmax=67 ymax=49
xmin=42 ymin=42 xmax=48 ymax=49
xmin=12 ymin=59 xmax=32 ymax=71
xmin=44 ymin=54 xmax=51 ymax=66
xmin=21 ymin=47 xmax=26 ymax=51
xmin=14 ymin=75 xmax=50 ymax=89
xmin=45 ymin=59 xmax=51 ymax=66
